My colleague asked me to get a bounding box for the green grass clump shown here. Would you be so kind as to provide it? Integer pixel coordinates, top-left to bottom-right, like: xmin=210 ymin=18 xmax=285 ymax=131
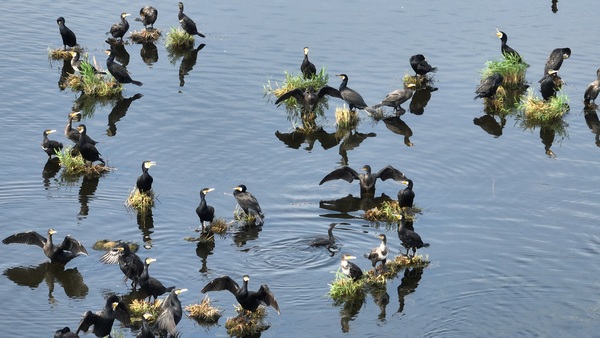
xmin=481 ymin=53 xmax=529 ymax=88
xmin=128 ymin=299 xmax=162 ymax=323
xmin=130 ymin=29 xmax=162 ymax=44
xmin=335 ymin=107 xmax=360 ymax=130
xmin=125 ymin=189 xmax=155 ymax=213
xmin=185 ymin=296 xmax=223 ymax=325
xmin=329 ymin=270 xmax=366 ymax=301
xmin=166 ymin=27 xmax=194 ymax=50
xmin=66 ymin=61 xmax=123 ymax=98
xmin=517 ymin=89 xmax=569 ymax=123
xmin=55 ymin=146 xmax=112 ymax=176
xmin=363 ymin=201 xmax=422 ymax=223
xmin=225 ymin=305 xmax=270 ymax=337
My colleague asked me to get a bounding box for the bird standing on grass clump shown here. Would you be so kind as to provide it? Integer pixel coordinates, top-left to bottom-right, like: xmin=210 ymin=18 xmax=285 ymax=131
xmin=540 ymin=48 xmax=571 ymax=83
xmin=233 ymin=184 xmax=264 ymax=226
xmin=196 ymin=187 xmax=215 ymax=232
xmin=336 ymin=74 xmax=369 ymax=111
xmin=136 ymin=6 xmax=158 ymax=30
xmin=301 ymin=47 xmax=317 ymax=79
xmin=319 ymin=164 xmax=407 ymax=197
xmin=201 ymin=275 xmax=280 ymax=315
xmin=275 ymin=85 xmax=340 ymax=113
xmin=540 ymin=70 xmax=560 ymax=101
xmin=140 ymin=257 xmax=175 ymax=302
xmin=409 ymin=54 xmax=437 ymax=77
xmin=474 ymin=73 xmax=504 ymax=100
xmin=398 ymin=178 xmax=415 ymax=208
xmin=42 ymin=129 xmax=63 ymax=158
xmin=76 ymin=124 xmax=105 ymax=165
xmin=365 ymin=234 xmax=388 ymax=276
xmin=104 ymin=47 xmax=143 ymax=86
xmin=70 ymin=51 xmax=105 ymax=74
xmin=178 ymin=2 xmax=205 ymax=37
xmin=495 ymin=29 xmax=522 ymax=62
xmin=57 ymin=17 xmax=77 ymax=50
xmin=136 ymin=161 xmax=156 ymax=194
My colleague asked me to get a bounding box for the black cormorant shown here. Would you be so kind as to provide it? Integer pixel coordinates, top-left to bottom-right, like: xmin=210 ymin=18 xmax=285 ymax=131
xmin=140 ymin=257 xmax=175 ymax=302
xmin=201 ymin=275 xmax=280 ymax=314
xmin=301 ymin=47 xmax=317 ymax=79
xmin=178 ymin=2 xmax=205 ymax=37
xmin=137 ymin=6 xmax=158 ymax=30
xmin=54 ymin=327 xmax=79 ymax=338
xmin=76 ymin=295 xmax=131 ymax=337
xmin=398 ymin=179 xmax=415 ymax=208
xmin=336 ymin=74 xmax=368 ymax=111
xmin=495 ymin=29 xmax=522 ymax=62
xmin=540 ymin=48 xmax=571 ymax=82
xmin=310 ymin=223 xmax=337 ymax=248
xmin=42 ymin=129 xmax=63 ymax=158
xmin=76 ymin=124 xmax=105 ymax=165
xmin=136 ymin=161 xmax=156 ymax=194
xmin=584 ymin=68 xmax=600 ymax=106
xmin=540 ymin=70 xmax=559 ymax=100
xmin=275 ymin=85 xmax=340 ymax=112
xmin=397 ymin=216 xmax=429 ymax=257
xmin=474 ymin=73 xmax=504 ymax=100
xmin=371 ymin=83 xmax=417 ymax=112
xmin=109 ymin=13 xmax=131 ymax=41
xmin=319 ymin=165 xmax=407 ymax=197
xmin=99 ymin=242 xmax=144 ymax=291
xmin=104 ymin=48 xmax=143 ymax=86
xmin=409 ymin=54 xmax=437 ymax=77
xmin=65 ymin=112 xmax=97 ymax=145
xmin=365 ymin=234 xmax=388 ymax=275
xmin=136 ymin=313 xmax=154 ymax=338
xmin=196 ymin=187 xmax=215 ymax=232
xmin=340 ymin=253 xmax=363 ymax=281
xmin=2 ymin=229 xmax=87 ymax=265
xmin=233 ymin=184 xmax=264 ymax=226
xmin=69 ymin=51 xmax=105 ymax=74
xmin=57 ymin=17 xmax=77 ymax=50
xmin=155 ymin=288 xmax=187 ymax=337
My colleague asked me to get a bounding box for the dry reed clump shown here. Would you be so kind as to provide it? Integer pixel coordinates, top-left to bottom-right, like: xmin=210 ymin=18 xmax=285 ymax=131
xmin=130 ymin=29 xmax=162 ymax=43
xmin=125 ymin=189 xmax=155 ymax=213
xmin=403 ymin=74 xmax=433 ymax=89
xmin=335 ymin=107 xmax=359 ymax=130
xmin=92 ymin=240 xmax=139 ymax=252
xmin=224 ymin=305 xmax=270 ymax=337
xmin=185 ymin=296 xmax=223 ymax=325
xmin=518 ymin=89 xmax=569 ymax=123
xmin=128 ymin=298 xmax=162 ymax=322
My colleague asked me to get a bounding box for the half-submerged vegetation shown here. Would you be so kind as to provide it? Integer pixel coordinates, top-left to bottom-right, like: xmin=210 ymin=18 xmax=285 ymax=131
xmin=66 ymin=61 xmax=123 ymax=98
xmin=166 ymin=27 xmax=195 ymax=51
xmin=125 ymin=189 xmax=155 ymax=213
xmin=363 ymin=201 xmax=422 ymax=223
xmin=55 ymin=146 xmax=112 ymax=176
xmin=518 ymin=89 xmax=569 ymax=124
xmin=224 ymin=305 xmax=271 ymax=337
xmin=482 ymin=53 xmax=528 ymax=88
xmin=130 ymin=29 xmax=162 ymax=44
xmin=185 ymin=296 xmax=223 ymax=325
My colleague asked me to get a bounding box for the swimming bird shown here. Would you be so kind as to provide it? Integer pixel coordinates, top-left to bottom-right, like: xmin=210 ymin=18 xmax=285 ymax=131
xmin=233 ymin=184 xmax=264 ymax=226
xmin=57 ymin=17 xmax=77 ymax=50
xmin=584 ymin=68 xmax=600 ymax=106
xmin=196 ymin=188 xmax=215 ymax=232
xmin=201 ymin=275 xmax=280 ymax=314
xmin=409 ymin=54 xmax=437 ymax=77
xmin=365 ymin=234 xmax=388 ymax=275
xmin=109 ymin=13 xmax=131 ymax=42
xmin=99 ymin=242 xmax=144 ymax=291
xmin=397 ymin=215 xmax=429 ymax=257
xmin=76 ymin=124 xmax=105 ymax=165
xmin=495 ymin=29 xmax=522 ymax=62
xmin=275 ymin=85 xmax=341 ymax=112
xmin=42 ymin=129 xmax=63 ymax=158
xmin=136 ymin=313 xmax=154 ymax=338
xmin=76 ymin=295 xmax=131 ymax=337
xmin=178 ymin=2 xmax=205 ymax=37
xmin=104 ymin=48 xmax=143 ymax=86
xmin=2 ymin=229 xmax=87 ymax=265
xmin=371 ymin=83 xmax=417 ymax=112
xmin=319 ymin=165 xmax=407 ymax=197
xmin=474 ymin=73 xmax=504 ymax=100
xmin=155 ymin=289 xmax=187 ymax=337
xmin=69 ymin=51 xmax=105 ymax=75
xmin=398 ymin=179 xmax=415 ymax=208
xmin=136 ymin=161 xmax=156 ymax=194
xmin=310 ymin=223 xmax=338 ymax=249
xmin=540 ymin=48 xmax=571 ymax=82
xmin=336 ymin=74 xmax=368 ymax=111
xmin=136 ymin=6 xmax=158 ymax=30
xmin=54 ymin=327 xmax=79 ymax=338
xmin=340 ymin=253 xmax=363 ymax=281
xmin=540 ymin=70 xmax=559 ymax=100
xmin=301 ymin=47 xmax=317 ymax=79
xmin=140 ymin=258 xmax=175 ymax=302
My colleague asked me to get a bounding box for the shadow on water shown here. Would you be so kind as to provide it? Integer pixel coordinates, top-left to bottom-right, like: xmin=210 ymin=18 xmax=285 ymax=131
xmin=140 ymin=42 xmax=159 ymax=66
xmin=396 ymin=267 xmax=424 ymax=314
xmin=409 ymin=85 xmax=437 ymax=115
xmin=320 ymin=193 xmax=394 ymax=219
xmin=78 ymin=175 xmax=100 ymax=220
xmin=178 ymin=43 xmax=206 ymax=87
xmin=382 ymin=116 xmax=414 ymax=146
xmin=58 ymin=59 xmax=75 ymax=91
xmin=107 ymin=93 xmax=143 ymax=136
xmin=42 ymin=158 xmax=61 ymax=189
xmin=196 ymin=238 xmax=215 ymax=274
xmin=137 ymin=209 xmax=154 ymax=249
xmin=3 ymin=262 xmax=89 ymax=302
xmin=474 ymin=113 xmax=507 ymax=138
xmin=232 ymin=224 xmax=262 ymax=248
xmin=584 ymin=105 xmax=600 ymax=147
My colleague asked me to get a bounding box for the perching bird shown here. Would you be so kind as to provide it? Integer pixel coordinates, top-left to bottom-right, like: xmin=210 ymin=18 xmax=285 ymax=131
xmin=201 ymin=275 xmax=280 ymax=314
xmin=336 ymin=74 xmax=369 ymax=111
xmin=196 ymin=187 xmax=215 ymax=232
xmin=409 ymin=54 xmax=437 ymax=77
xmin=301 ymin=47 xmax=317 ymax=79
xmin=371 ymin=83 xmax=417 ymax=112
xmin=99 ymin=242 xmax=144 ymax=291
xmin=69 ymin=51 xmax=105 ymax=75
xmin=42 ymin=129 xmax=63 ymax=158
xmin=76 ymin=124 xmax=105 ymax=165
xmin=54 ymin=327 xmax=79 ymax=338
xmin=2 ymin=228 xmax=87 ymax=265
xmin=104 ymin=48 xmax=143 ymax=86
xmin=140 ymin=258 xmax=175 ymax=302
xmin=275 ymin=85 xmax=341 ymax=112
xmin=584 ymin=68 xmax=600 ymax=106
xmin=178 ymin=2 xmax=205 ymax=37
xmin=474 ymin=73 xmax=504 ymax=100
xmin=540 ymin=70 xmax=559 ymax=100
xmin=340 ymin=253 xmax=363 ymax=281
xmin=540 ymin=48 xmax=571 ymax=82
xmin=365 ymin=234 xmax=388 ymax=275
xmin=397 ymin=216 xmax=429 ymax=257
xmin=155 ymin=289 xmax=188 ymax=337
xmin=319 ymin=165 xmax=407 ymax=197
xmin=57 ymin=17 xmax=77 ymax=50
xmin=136 ymin=161 xmax=156 ymax=194
xmin=495 ymin=29 xmax=522 ymax=62
xmin=398 ymin=179 xmax=415 ymax=208
xmin=76 ymin=295 xmax=131 ymax=338
xmin=109 ymin=13 xmax=131 ymax=41
xmin=136 ymin=313 xmax=155 ymax=338
xmin=136 ymin=6 xmax=158 ymax=30
xmin=233 ymin=184 xmax=264 ymax=226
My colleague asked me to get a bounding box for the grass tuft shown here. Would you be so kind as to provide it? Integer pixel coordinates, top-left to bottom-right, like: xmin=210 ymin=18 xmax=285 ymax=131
xmin=92 ymin=240 xmax=139 ymax=252
xmin=166 ymin=27 xmax=194 ymax=50
xmin=517 ymin=89 xmax=569 ymax=123
xmin=185 ymin=296 xmax=223 ymax=325
xmin=66 ymin=61 xmax=123 ymax=98
xmin=363 ymin=201 xmax=422 ymax=223
xmin=48 ymin=47 xmax=81 ymax=60
xmin=403 ymin=74 xmax=434 ymax=89
xmin=481 ymin=54 xmax=528 ymax=88
xmin=224 ymin=305 xmax=270 ymax=337
xmin=335 ymin=107 xmax=360 ymax=130
xmin=130 ymin=29 xmax=162 ymax=44
xmin=125 ymin=189 xmax=155 ymax=213
xmin=128 ymin=299 xmax=162 ymax=322
xmin=328 ymin=270 xmax=366 ymax=301
xmin=55 ymin=146 xmax=112 ymax=176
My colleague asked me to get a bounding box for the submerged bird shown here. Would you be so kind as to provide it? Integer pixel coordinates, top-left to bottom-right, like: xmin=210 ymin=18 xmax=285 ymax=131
xmin=397 ymin=215 xmax=429 ymax=257
xmin=474 ymin=73 xmax=504 ymax=100
xmin=540 ymin=48 xmax=571 ymax=82
xmin=109 ymin=13 xmax=131 ymax=41
xmin=76 ymin=124 xmax=105 ymax=165
xmin=584 ymin=68 xmax=600 ymax=106
xmin=319 ymin=164 xmax=407 ymax=197
xmin=136 ymin=313 xmax=154 ymax=338
xmin=495 ymin=29 xmax=522 ymax=62
xmin=155 ymin=288 xmax=188 ymax=337
xmin=340 ymin=253 xmax=363 ymax=281
xmin=136 ymin=161 xmax=156 ymax=194
xmin=69 ymin=51 xmax=105 ymax=74
xmin=136 ymin=6 xmax=158 ymax=30
xmin=301 ymin=47 xmax=317 ymax=79
xmin=178 ymin=2 xmax=205 ymax=37
xmin=42 ymin=129 xmax=63 ymax=158
xmin=275 ymin=85 xmax=340 ymax=112
xmin=2 ymin=229 xmax=87 ymax=265
xmin=201 ymin=275 xmax=280 ymax=314
xmin=336 ymin=74 xmax=368 ymax=111
xmin=365 ymin=234 xmax=388 ymax=275
xmin=409 ymin=54 xmax=437 ymax=77
xmin=140 ymin=258 xmax=175 ymax=302
xmin=398 ymin=179 xmax=415 ymax=208
xmin=196 ymin=187 xmax=215 ymax=232
xmin=76 ymin=294 xmax=131 ymax=337
xmin=99 ymin=242 xmax=144 ymax=291
xmin=233 ymin=184 xmax=264 ymax=226
xmin=371 ymin=83 xmax=417 ymax=112
xmin=54 ymin=327 xmax=79 ymax=338
xmin=104 ymin=48 xmax=143 ymax=86
xmin=57 ymin=17 xmax=77 ymax=50
xmin=310 ymin=223 xmax=338 ymax=249
xmin=540 ymin=70 xmax=559 ymax=100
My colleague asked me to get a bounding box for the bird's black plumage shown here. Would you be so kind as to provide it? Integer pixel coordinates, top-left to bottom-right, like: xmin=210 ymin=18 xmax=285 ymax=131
xmin=136 ymin=161 xmax=156 ymax=194
xmin=319 ymin=165 xmax=407 ymax=197
xmin=474 ymin=73 xmax=504 ymax=100
xmin=275 ymin=85 xmax=340 ymax=112
xmin=178 ymin=2 xmax=205 ymax=37
xmin=99 ymin=242 xmax=144 ymax=291
xmin=2 ymin=228 xmax=87 ymax=265
xmin=54 ymin=327 xmax=79 ymax=338
xmin=109 ymin=13 xmax=131 ymax=41
xmin=196 ymin=187 xmax=215 ymax=232
xmin=371 ymin=83 xmax=417 ymax=111
xmin=310 ymin=223 xmax=337 ymax=248
xmin=409 ymin=54 xmax=437 ymax=76
xmin=340 ymin=254 xmax=363 ymax=281
xmin=397 ymin=217 xmax=429 ymax=257
xmin=233 ymin=184 xmax=264 ymax=226
xmin=57 ymin=17 xmax=77 ymax=50
xmin=137 ymin=6 xmax=158 ymax=30
xmin=398 ymin=179 xmax=415 ymax=208
xmin=76 ymin=124 xmax=105 ymax=165
xmin=495 ymin=29 xmax=522 ymax=62
xmin=584 ymin=68 xmax=600 ymax=105
xmin=365 ymin=234 xmax=388 ymax=274
xmin=136 ymin=313 xmax=155 ymax=338
xmin=540 ymin=70 xmax=559 ymax=100
xmin=301 ymin=47 xmax=317 ymax=79
xmin=140 ymin=258 xmax=175 ymax=302
xmin=336 ymin=74 xmax=368 ymax=111
xmin=42 ymin=129 xmax=63 ymax=158
xmin=201 ymin=275 xmax=280 ymax=314
xmin=541 ymin=48 xmax=571 ymax=82
xmin=76 ymin=295 xmax=131 ymax=337
xmin=104 ymin=48 xmax=143 ymax=86
xmin=155 ymin=288 xmax=187 ymax=337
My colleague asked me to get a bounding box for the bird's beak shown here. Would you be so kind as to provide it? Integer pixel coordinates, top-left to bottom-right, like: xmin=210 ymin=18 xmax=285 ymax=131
xmin=145 ymin=161 xmax=157 ymax=169
xmin=112 ymin=302 xmax=119 ymax=311
xmin=124 ymin=13 xmax=131 ymax=17
xmin=206 ymin=188 xmax=215 ymax=193
xmin=104 ymin=50 xmax=111 ymax=55
xmin=147 ymin=258 xmax=157 ymax=264
xmin=47 ymin=130 xmax=57 ymax=134
xmin=346 ymin=255 xmax=357 ymax=260
xmin=49 ymin=229 xmax=57 ymax=235
xmin=177 ymin=288 xmax=188 ymax=294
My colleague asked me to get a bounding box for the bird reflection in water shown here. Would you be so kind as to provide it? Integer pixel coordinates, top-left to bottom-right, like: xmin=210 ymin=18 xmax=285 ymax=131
xmin=337 ymin=129 xmax=376 ymax=166
xmin=584 ymin=106 xmax=600 ymax=147
xmin=539 ymin=121 xmax=568 ymax=158
xmin=473 ymin=113 xmax=506 ymax=138
xmin=382 ymin=116 xmax=414 ymax=146
xmin=3 ymin=262 xmax=88 ymax=302
xmin=338 ymin=294 xmax=366 ymax=333
xmin=551 ymin=0 xmax=558 ymax=13
xmin=108 ymin=41 xmax=130 ymax=67
xmin=397 ymin=267 xmax=424 ymax=314
xmin=409 ymin=85 xmax=437 ymax=115
xmin=140 ymin=42 xmax=158 ymax=65
xmin=275 ymin=127 xmax=340 ymax=151
xmin=137 ymin=209 xmax=154 ymax=249
xmin=232 ymin=224 xmax=262 ymax=247
xmin=58 ymin=59 xmax=75 ymax=91
xmin=78 ymin=174 xmax=100 ymax=219
xmin=196 ymin=239 xmax=214 ymax=274
xmin=320 ymin=193 xmax=394 ymax=219
xmin=371 ymin=286 xmax=390 ymax=321
xmin=42 ymin=157 xmax=61 ymax=189
xmin=178 ymin=43 xmax=206 ymax=87
xmin=107 ymin=93 xmax=143 ymax=136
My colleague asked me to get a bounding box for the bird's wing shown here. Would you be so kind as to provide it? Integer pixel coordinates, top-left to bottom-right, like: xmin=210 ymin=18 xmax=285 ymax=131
xmin=319 ymin=167 xmax=360 ymax=185
xmin=317 ymin=86 xmax=341 ymax=99
xmin=201 ymin=275 xmax=239 ymax=294
xmin=115 ymin=300 xmax=131 ymax=326
xmin=275 ymin=88 xmax=304 ymax=105
xmin=99 ymin=248 xmax=121 ymax=264
xmin=258 ymin=284 xmax=280 ymax=314
xmin=155 ymin=307 xmax=177 ymax=335
xmin=58 ymin=236 xmax=88 ymax=256
xmin=375 ymin=165 xmax=407 ymax=181
xmin=76 ymin=311 xmax=98 ymax=334
xmin=2 ymin=231 xmax=46 ymax=248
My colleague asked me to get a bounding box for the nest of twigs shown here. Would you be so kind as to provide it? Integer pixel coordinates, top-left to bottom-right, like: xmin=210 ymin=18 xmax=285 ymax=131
xmin=225 ymin=305 xmax=270 ymax=337
xmin=130 ymin=29 xmax=162 ymax=44
xmin=185 ymin=296 xmax=223 ymax=325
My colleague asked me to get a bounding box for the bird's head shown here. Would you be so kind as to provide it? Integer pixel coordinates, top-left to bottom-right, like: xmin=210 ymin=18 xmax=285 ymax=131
xmin=76 ymin=124 xmax=86 ymax=133
xmin=48 ymin=228 xmax=58 ymax=235
xmin=342 ymin=254 xmax=357 ymax=261
xmin=201 ymin=187 xmax=215 ymax=195
xmin=175 ymin=288 xmax=188 ymax=295
xmin=143 ymin=161 xmax=156 ymax=169
xmin=243 ymin=275 xmax=250 ymax=282
xmin=44 ymin=129 xmax=57 ymax=136
xmin=303 ymin=47 xmax=309 ymax=55
xmin=121 ymin=13 xmax=131 ymax=19
xmin=233 ymin=185 xmax=247 ymax=192
xmin=145 ymin=257 xmax=157 ymax=265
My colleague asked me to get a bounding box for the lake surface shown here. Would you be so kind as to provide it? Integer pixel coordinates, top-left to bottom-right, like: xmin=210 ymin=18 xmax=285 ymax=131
xmin=1 ymin=0 xmax=600 ymax=337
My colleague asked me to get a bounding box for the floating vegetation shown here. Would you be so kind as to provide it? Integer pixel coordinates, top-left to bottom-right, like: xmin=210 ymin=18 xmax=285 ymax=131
xmin=517 ymin=89 xmax=569 ymax=123
xmin=125 ymin=189 xmax=155 ymax=213
xmin=403 ymin=74 xmax=433 ymax=89
xmin=48 ymin=47 xmax=81 ymax=60
xmin=66 ymin=61 xmax=123 ymax=98
xmin=92 ymin=240 xmax=139 ymax=252
xmin=233 ymin=207 xmax=259 ymax=227
xmin=225 ymin=305 xmax=270 ymax=337
xmin=209 ymin=218 xmax=229 ymax=234
xmin=481 ymin=53 xmax=528 ymax=88
xmin=166 ymin=27 xmax=194 ymax=51
xmin=335 ymin=106 xmax=359 ymax=130
xmin=185 ymin=296 xmax=223 ymax=325
xmin=363 ymin=200 xmax=422 ymax=223
xmin=128 ymin=299 xmax=162 ymax=322
xmin=55 ymin=146 xmax=112 ymax=176
xmin=130 ymin=29 xmax=162 ymax=44
xmin=329 ymin=270 xmax=366 ymax=301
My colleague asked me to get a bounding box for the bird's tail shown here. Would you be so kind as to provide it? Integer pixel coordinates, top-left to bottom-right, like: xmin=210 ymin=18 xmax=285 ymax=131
xmin=99 ymin=158 xmax=106 ymax=165
xmin=422 ymin=243 xmax=430 ymax=248
xmin=197 ymin=32 xmax=206 ymax=38
xmin=131 ymin=80 xmax=143 ymax=86
xmin=431 ymin=67 xmax=438 ymax=73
